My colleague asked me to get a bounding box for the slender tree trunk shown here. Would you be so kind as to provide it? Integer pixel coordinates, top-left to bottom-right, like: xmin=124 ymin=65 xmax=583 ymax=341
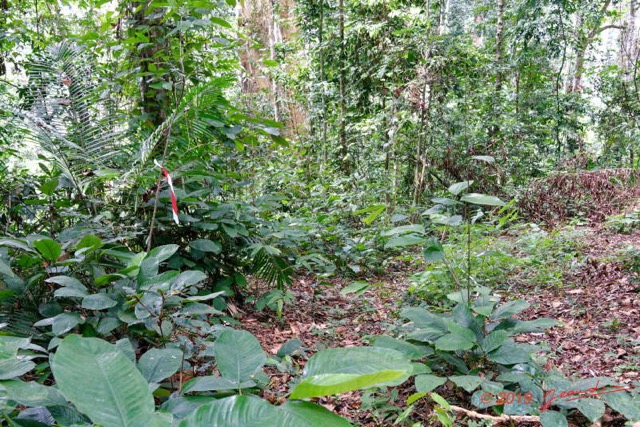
xmin=495 ymin=0 xmax=505 ymax=92
xmin=0 ymin=0 xmax=7 ymax=76
xmin=338 ymin=0 xmax=349 ymax=174
xmin=319 ymin=0 xmax=328 ymax=170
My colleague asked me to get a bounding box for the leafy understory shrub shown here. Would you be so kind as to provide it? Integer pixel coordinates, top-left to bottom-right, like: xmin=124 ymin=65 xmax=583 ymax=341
xmin=370 ymin=289 xmax=640 ymax=426
xmin=606 ymin=210 xmax=640 ymax=234
xmin=0 ymin=330 xmax=415 ymax=426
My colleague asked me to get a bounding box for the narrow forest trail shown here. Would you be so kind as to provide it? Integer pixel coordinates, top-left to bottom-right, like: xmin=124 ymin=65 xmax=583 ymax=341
xmin=238 ymin=224 xmax=640 ymax=425
xmin=521 ymin=225 xmax=640 ymax=381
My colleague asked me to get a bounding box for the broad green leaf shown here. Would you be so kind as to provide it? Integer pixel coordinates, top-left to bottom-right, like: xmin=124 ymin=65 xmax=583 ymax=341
xmin=381 ymin=224 xmax=425 ymax=236
xmin=423 ymin=237 xmax=445 ymax=263
xmin=138 ymin=348 xmax=183 ymax=384
xmin=0 ymin=380 xmax=66 ymax=406
xmin=340 ymin=281 xmax=369 ymax=296
xmin=210 ymin=17 xmax=233 ymax=28
xmin=189 ymin=239 xmax=222 ymax=254
xmin=76 ymin=235 xmax=103 ymax=252
xmin=449 ymin=375 xmax=483 ymax=393
xmin=160 ymin=396 xmax=216 ymax=420
xmin=600 ymin=389 xmax=640 ymax=421
xmin=431 ymin=197 xmax=459 ymax=206
xmin=182 ymin=376 xmax=255 ymax=393
xmin=39 ymin=178 xmax=59 ymax=196
xmin=179 ymin=395 xmax=280 ymax=427
xmin=448 ymin=181 xmax=473 ymax=196
xmin=414 ymin=374 xmax=447 ymax=392
xmin=432 ymin=214 xmax=463 ymax=226
xmin=51 ymin=335 xmax=155 ymax=427
xmin=81 ymin=294 xmax=117 ymax=310
xmin=214 ymin=330 xmax=266 ymax=383
xmin=290 ymin=347 xmax=412 ymax=399
xmin=54 ymin=287 xmax=88 ymax=298
xmin=277 ymin=400 xmax=352 ymax=426
xmin=511 ymin=318 xmax=558 ymax=333
xmin=434 ymin=322 xmax=476 ymax=351
xmin=487 ymin=340 xmax=535 ymax=365
xmin=139 ymin=245 xmax=179 ymax=282
xmin=559 ymin=398 xmax=605 ymax=422
xmin=172 ymin=270 xmax=208 ymax=291
xmin=0 ymin=359 xmax=35 ymax=380
xmin=540 ymin=411 xmax=568 ymax=427
xmin=491 ymin=300 xmax=530 ymax=320
xmin=54 ymin=313 xmax=83 ymax=335
xmin=481 ymin=330 xmax=509 ymax=353
xmin=0 ymin=238 xmax=34 ymax=253
xmin=33 ymin=238 xmax=61 ymax=262
xmin=460 ymin=193 xmax=505 ymax=206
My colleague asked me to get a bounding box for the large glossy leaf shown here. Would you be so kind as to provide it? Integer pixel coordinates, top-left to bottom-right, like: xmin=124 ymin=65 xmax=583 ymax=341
xmin=189 ymin=239 xmax=222 ymax=254
xmin=460 ymin=193 xmax=506 ymax=206
xmin=214 ymin=330 xmax=266 ymax=383
xmin=290 ymin=347 xmax=412 ymax=399
xmin=179 ymin=395 xmax=280 ymax=427
xmin=0 ymin=359 xmax=35 ymax=380
xmin=51 ymin=335 xmax=154 ymax=427
xmin=491 ymin=300 xmax=530 ymax=320
xmin=139 ymin=244 xmax=179 ymax=283
xmin=138 ymin=347 xmax=183 ymax=384
xmin=434 ymin=322 xmax=476 ymax=351
xmin=448 ymin=181 xmax=473 ymax=196
xmin=277 ymin=401 xmax=352 ymax=426
xmin=540 ymin=411 xmax=568 ymax=427
xmin=33 ymin=238 xmax=62 ymax=262
xmin=182 ymin=376 xmax=255 ymax=393
xmin=0 ymin=380 xmax=66 ymax=406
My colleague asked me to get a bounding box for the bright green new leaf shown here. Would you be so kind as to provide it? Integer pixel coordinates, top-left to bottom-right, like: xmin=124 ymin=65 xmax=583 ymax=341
xmin=340 ymin=281 xmax=369 ymax=296
xmin=33 ymin=238 xmax=62 ymax=262
xmin=290 ymin=347 xmax=412 ymax=399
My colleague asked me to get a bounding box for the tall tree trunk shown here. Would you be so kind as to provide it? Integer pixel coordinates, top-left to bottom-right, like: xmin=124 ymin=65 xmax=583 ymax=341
xmin=131 ymin=1 xmax=170 ymax=129
xmin=494 ymin=0 xmax=505 ymax=92
xmin=338 ymin=0 xmax=349 ymax=174
xmin=319 ymin=0 xmax=328 ymax=170
xmin=0 ymin=0 xmax=7 ymax=76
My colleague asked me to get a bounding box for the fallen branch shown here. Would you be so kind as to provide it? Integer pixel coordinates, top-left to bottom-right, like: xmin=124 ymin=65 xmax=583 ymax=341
xmin=450 ymin=405 xmax=540 ymax=424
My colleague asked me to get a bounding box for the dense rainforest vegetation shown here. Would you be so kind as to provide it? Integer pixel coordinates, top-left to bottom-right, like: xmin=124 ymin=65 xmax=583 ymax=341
xmin=1 ymin=0 xmax=640 ymax=425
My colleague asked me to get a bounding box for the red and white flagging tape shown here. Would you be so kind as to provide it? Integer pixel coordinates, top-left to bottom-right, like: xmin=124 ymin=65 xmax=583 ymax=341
xmin=154 ymin=160 xmax=179 ymax=225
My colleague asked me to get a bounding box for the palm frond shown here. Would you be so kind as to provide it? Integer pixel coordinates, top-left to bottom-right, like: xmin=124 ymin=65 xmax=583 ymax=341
xmin=0 ymin=42 xmax=128 ymax=194
xmin=248 ymin=243 xmax=293 ymax=290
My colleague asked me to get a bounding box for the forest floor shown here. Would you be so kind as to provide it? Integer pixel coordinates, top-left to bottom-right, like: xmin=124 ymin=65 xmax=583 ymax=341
xmin=239 ymin=224 xmax=640 ymax=427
